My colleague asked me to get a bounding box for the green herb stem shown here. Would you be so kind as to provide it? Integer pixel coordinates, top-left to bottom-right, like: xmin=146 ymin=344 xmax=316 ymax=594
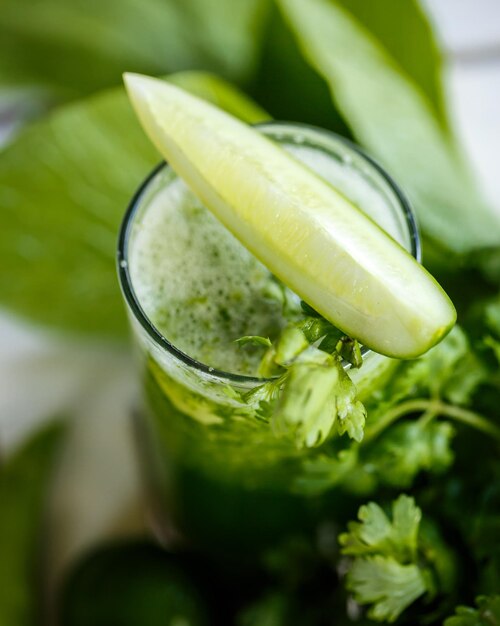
xmin=417 ymin=407 xmax=438 ymax=428
xmin=437 ymin=402 xmax=500 ymax=442
xmin=363 ymin=399 xmax=500 ymax=444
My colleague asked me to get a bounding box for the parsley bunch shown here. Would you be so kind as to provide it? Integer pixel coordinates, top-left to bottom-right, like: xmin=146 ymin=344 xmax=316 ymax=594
xmin=234 ymin=274 xmax=500 ymax=624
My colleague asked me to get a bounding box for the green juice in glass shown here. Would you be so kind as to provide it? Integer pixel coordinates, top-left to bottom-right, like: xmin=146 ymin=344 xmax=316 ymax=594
xmin=118 ymin=123 xmax=419 ymax=556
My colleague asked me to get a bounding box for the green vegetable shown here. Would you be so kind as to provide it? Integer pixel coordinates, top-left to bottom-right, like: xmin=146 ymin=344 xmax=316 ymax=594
xmin=364 ymin=420 xmax=455 ymax=488
xmin=274 ymin=327 xmax=309 ymax=365
xmin=345 ymin=557 xmax=428 ymax=623
xmin=444 ymin=595 xmax=500 ymax=626
xmin=237 ymin=322 xmax=366 ymax=447
xmin=339 ymin=495 xmax=453 ymax=622
xmin=292 ymin=448 xmax=362 ymax=496
xmin=274 ymin=360 xmax=347 ymax=447
xmin=339 ymin=495 xmax=421 ymax=562
xmin=287 ymin=321 xmax=498 ymax=498
xmin=363 ymin=326 xmax=499 ymax=444
xmin=0 ymin=422 xmax=65 ymax=626
xmin=294 ymin=420 xmax=456 ymax=496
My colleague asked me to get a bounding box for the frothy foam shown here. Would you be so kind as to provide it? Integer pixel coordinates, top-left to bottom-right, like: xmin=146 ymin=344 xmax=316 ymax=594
xmin=129 ymin=173 xmax=293 ymax=375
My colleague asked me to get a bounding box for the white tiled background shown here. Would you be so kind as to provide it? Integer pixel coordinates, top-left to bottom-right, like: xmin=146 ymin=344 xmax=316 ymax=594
xmin=0 ymin=0 xmax=499 ymax=584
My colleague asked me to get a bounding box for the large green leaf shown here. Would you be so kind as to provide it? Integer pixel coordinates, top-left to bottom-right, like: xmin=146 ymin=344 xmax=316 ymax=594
xmin=249 ymin=3 xmax=351 ymax=136
xmin=0 ymin=0 xmax=268 ymax=104
xmin=0 ymin=422 xmax=65 ymax=626
xmin=333 ymin=0 xmax=449 ymax=132
xmin=0 ymin=73 xmax=269 ymax=338
xmin=277 ymin=0 xmax=500 ymax=253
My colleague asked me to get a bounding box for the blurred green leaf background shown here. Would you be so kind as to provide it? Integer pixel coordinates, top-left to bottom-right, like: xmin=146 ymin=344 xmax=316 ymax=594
xmin=0 ymin=1 xmax=499 ymax=625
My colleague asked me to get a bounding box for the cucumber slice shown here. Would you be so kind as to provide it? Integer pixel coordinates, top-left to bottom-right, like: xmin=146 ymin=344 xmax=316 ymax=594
xmin=124 ymin=73 xmax=456 ymax=358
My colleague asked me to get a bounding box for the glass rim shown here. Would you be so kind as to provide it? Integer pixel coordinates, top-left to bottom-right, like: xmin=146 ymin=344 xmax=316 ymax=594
xmin=117 ymin=121 xmax=421 ymax=385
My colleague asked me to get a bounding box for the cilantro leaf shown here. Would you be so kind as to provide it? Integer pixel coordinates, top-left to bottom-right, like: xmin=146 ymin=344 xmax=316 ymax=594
xmin=272 ymin=352 xmax=366 ymax=447
xmin=338 ymin=495 xmax=452 ymax=623
xmin=413 ymin=327 xmax=488 ymax=404
xmin=364 ymin=327 xmax=488 ymax=442
xmin=273 ymin=360 xmax=340 ymax=447
xmin=365 ymin=421 xmax=455 ymax=488
xmin=370 ymin=327 xmax=482 ymax=414
xmin=443 ymin=351 xmax=488 ymax=406
xmin=345 ymin=556 xmax=427 ymax=623
xmin=444 ymin=595 xmax=500 ymax=626
xmin=295 ymin=420 xmax=456 ymax=496
xmin=293 ymin=445 xmax=382 ymax=497
xmin=235 ymin=303 xmax=367 ymax=446
xmin=339 ymin=495 xmax=420 ymax=562
xmin=293 ymin=449 xmax=359 ymax=495
xmin=334 ymin=373 xmax=367 ymax=442
xmin=241 ymin=378 xmax=283 ymax=422
xmin=403 ymin=327 xmax=473 ymax=398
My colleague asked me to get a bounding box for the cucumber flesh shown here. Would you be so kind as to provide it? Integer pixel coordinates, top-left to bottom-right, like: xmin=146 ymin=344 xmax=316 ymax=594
xmin=124 ymin=73 xmax=456 ymax=359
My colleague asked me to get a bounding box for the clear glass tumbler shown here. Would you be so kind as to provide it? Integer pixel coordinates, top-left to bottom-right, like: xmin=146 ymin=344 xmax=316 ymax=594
xmin=117 ymin=122 xmax=420 ymax=558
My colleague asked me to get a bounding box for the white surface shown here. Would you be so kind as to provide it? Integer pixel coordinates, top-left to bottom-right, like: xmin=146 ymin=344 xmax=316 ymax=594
xmin=425 ymin=0 xmax=500 ymax=211
xmin=448 ymin=61 xmax=500 ymax=211
xmin=0 ymin=1 xmax=499 ymax=582
xmin=0 ymin=314 xmax=146 ymax=586
xmin=0 ymin=315 xmax=129 ymax=449
xmin=426 ymin=0 xmax=500 ymax=57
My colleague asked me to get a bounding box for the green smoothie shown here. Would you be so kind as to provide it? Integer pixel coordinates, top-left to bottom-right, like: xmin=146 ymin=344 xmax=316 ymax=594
xmin=119 ymin=123 xmax=418 ymax=555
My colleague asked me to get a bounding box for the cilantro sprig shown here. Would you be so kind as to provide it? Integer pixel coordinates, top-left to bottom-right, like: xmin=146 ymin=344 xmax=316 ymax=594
xmin=339 ymin=495 xmax=455 ymax=623
xmin=231 ymin=293 xmax=500 ymax=626
xmin=293 ymin=325 xmax=500 ymax=498
xmin=235 ymin=303 xmax=500 ymax=457
xmin=235 ymin=302 xmax=366 ymax=448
